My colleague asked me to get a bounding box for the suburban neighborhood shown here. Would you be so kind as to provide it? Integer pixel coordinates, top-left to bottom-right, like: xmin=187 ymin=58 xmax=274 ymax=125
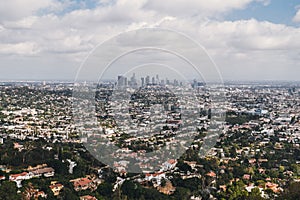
xmin=0 ymin=80 xmax=299 ymax=199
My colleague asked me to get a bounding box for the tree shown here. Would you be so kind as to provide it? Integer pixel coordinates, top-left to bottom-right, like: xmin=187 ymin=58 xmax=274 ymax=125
xmin=277 ymin=182 xmax=300 ymax=200
xmin=264 ymin=189 xmax=275 ymax=199
xmin=176 ymin=160 xmax=192 ymax=172
xmin=161 ymin=178 xmax=167 ymax=187
xmin=58 ymin=187 xmax=79 ymax=200
xmin=46 ymin=159 xmax=68 ymax=175
xmin=268 ymin=169 xmax=279 ymax=179
xmin=290 ymin=164 xmax=300 ymax=176
xmin=97 ymin=182 xmax=113 ymax=197
xmin=142 ymin=187 xmax=168 ymax=200
xmin=279 ymin=166 xmax=284 ymax=173
xmin=246 ymin=187 xmax=265 ymax=200
xmin=172 ymin=187 xmax=191 ymax=200
xmin=121 ymin=180 xmax=143 ymax=199
xmin=0 ymin=181 xmax=21 ymax=200
xmin=233 ymin=165 xmax=245 ymax=178
xmin=225 ymin=181 xmax=248 ymax=200
xmin=230 ymin=146 xmax=237 ymax=158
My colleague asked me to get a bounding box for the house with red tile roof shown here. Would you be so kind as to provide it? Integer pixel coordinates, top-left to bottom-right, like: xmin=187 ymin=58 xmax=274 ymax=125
xmin=70 ymin=177 xmax=93 ymax=191
xmin=162 ymin=159 xmax=177 ymax=171
xmin=31 ymin=167 xmax=55 ymax=178
xmin=9 ymin=172 xmax=30 ymax=181
xmin=0 ymin=176 xmax=5 ymax=181
xmin=9 ymin=171 xmax=32 ymax=188
xmin=145 ymin=172 xmax=166 ymax=185
xmin=49 ymin=181 xmax=64 ymax=196
xmin=265 ymin=182 xmax=282 ymax=193
xmin=80 ymin=195 xmax=98 ymax=200
xmin=206 ymin=171 xmax=216 ymax=178
xmin=248 ymin=158 xmax=256 ymax=165
xmin=243 ymin=174 xmax=251 ymax=180
xmin=23 ymin=187 xmax=47 ymax=200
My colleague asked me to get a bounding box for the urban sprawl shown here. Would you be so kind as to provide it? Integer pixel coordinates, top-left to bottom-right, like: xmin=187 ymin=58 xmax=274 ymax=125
xmin=0 ymin=77 xmax=299 ymax=200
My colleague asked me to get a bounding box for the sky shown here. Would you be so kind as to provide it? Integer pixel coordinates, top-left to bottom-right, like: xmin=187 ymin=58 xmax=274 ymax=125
xmin=1 ymin=0 xmax=300 ymax=81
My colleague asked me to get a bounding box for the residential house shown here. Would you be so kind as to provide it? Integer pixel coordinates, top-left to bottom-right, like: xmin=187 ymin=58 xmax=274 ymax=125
xmin=80 ymin=195 xmax=98 ymax=200
xmin=70 ymin=177 xmax=93 ymax=191
xmin=162 ymin=159 xmax=177 ymax=171
xmin=49 ymin=181 xmax=64 ymax=196
xmin=145 ymin=172 xmax=166 ymax=186
xmin=31 ymin=167 xmax=55 ymax=177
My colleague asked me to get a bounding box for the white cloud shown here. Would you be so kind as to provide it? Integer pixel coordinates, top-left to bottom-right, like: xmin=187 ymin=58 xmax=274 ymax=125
xmin=293 ymin=8 xmax=300 ymax=23
xmin=0 ymin=0 xmax=299 ymax=80
xmin=0 ymin=42 xmax=40 ymax=55
xmin=0 ymin=0 xmax=61 ymax=22
xmin=256 ymin=0 xmax=271 ymax=6
xmin=197 ymin=19 xmax=300 ymax=51
xmin=1 ymin=1 xmax=299 ymax=57
xmin=152 ymin=17 xmax=300 ymax=80
xmin=3 ymin=16 xmax=38 ymax=29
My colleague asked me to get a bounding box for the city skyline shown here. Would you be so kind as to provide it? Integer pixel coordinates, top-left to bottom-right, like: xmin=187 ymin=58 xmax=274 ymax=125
xmin=116 ymin=73 xmax=187 ymax=87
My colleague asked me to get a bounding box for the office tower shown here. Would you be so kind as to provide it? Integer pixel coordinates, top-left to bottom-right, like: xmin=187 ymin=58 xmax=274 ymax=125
xmin=130 ymin=73 xmax=137 ymax=87
xmin=174 ymin=79 xmax=179 ymax=86
xmin=166 ymin=78 xmax=170 ymax=85
xmin=146 ymin=76 xmax=150 ymax=85
xmin=117 ymin=75 xmax=125 ymax=86
xmin=141 ymin=77 xmax=145 ymax=87
xmin=124 ymin=77 xmax=128 ymax=86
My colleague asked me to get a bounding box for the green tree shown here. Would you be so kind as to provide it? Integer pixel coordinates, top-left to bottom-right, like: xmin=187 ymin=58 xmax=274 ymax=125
xmin=58 ymin=187 xmax=79 ymax=200
xmin=46 ymin=159 xmax=68 ymax=175
xmin=121 ymin=180 xmax=143 ymax=199
xmin=226 ymin=181 xmax=248 ymax=200
xmin=230 ymin=146 xmax=237 ymax=158
xmin=97 ymin=182 xmax=113 ymax=197
xmin=277 ymin=182 xmax=300 ymax=200
xmin=0 ymin=181 xmax=21 ymax=200
xmin=246 ymin=187 xmax=265 ymax=200
xmin=172 ymin=187 xmax=191 ymax=200
xmin=161 ymin=178 xmax=167 ymax=187
xmin=176 ymin=160 xmax=192 ymax=172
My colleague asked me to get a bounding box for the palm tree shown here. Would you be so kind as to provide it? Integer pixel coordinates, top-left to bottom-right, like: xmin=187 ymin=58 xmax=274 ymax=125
xmin=22 ymin=183 xmax=34 ymax=200
xmin=22 ymin=141 xmax=34 ymax=164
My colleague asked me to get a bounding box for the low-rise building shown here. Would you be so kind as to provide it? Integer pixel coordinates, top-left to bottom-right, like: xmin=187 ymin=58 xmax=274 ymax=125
xmin=49 ymin=181 xmax=64 ymax=196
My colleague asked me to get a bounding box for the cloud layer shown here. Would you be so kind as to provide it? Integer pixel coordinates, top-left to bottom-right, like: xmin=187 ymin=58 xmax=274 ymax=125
xmin=0 ymin=0 xmax=300 ymax=81
xmin=293 ymin=7 xmax=300 ymax=23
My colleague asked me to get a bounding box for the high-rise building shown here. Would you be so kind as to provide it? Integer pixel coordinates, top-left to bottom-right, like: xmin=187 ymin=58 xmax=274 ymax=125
xmin=174 ymin=79 xmax=179 ymax=86
xmin=130 ymin=73 xmax=137 ymax=87
xmin=117 ymin=75 xmax=125 ymax=86
xmin=192 ymin=79 xmax=206 ymax=88
xmin=146 ymin=76 xmax=150 ymax=85
xmin=166 ymin=78 xmax=170 ymax=85
xmin=124 ymin=77 xmax=128 ymax=86
xmin=141 ymin=77 xmax=145 ymax=86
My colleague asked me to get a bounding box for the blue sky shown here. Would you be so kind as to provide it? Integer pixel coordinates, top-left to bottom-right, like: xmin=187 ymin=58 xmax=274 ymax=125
xmin=53 ymin=0 xmax=300 ymax=26
xmin=227 ymin=0 xmax=300 ymax=26
xmin=1 ymin=0 xmax=300 ymax=81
